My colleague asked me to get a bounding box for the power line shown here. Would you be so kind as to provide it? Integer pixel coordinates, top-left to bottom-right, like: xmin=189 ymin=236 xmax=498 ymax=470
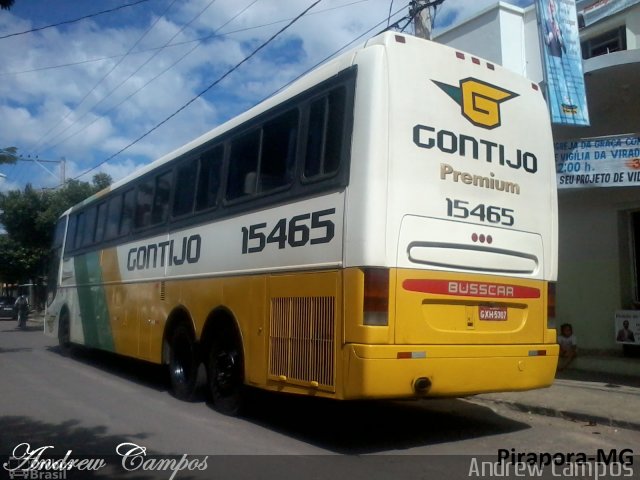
xmin=0 ymin=0 xmax=154 ymax=40
xmin=42 ymin=0 xmax=260 ymax=153
xmin=29 ymin=0 xmax=180 ymax=155
xmin=71 ymin=0 xmax=324 ymax=182
xmin=36 ymin=0 xmax=217 ymax=155
xmin=0 ymin=0 xmax=369 ymax=78
xmin=268 ymin=1 xmax=410 ymax=100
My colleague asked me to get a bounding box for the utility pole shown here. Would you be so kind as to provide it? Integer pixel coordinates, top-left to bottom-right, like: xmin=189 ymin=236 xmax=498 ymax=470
xmin=410 ymin=0 xmax=444 ymax=40
xmin=16 ymin=156 xmax=67 ymax=188
xmin=412 ymin=0 xmax=433 ymax=40
xmin=60 ymin=157 xmax=66 ymax=185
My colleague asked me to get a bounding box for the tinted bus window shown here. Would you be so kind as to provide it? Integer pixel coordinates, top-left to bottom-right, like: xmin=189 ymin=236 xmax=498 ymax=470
xmin=135 ymin=179 xmax=154 ymax=229
xmin=260 ymin=110 xmax=297 ymax=193
xmin=82 ymin=207 xmax=97 ymax=247
xmin=105 ymin=194 xmax=123 ymax=240
xmin=95 ymin=202 xmax=108 ymax=243
xmin=65 ymin=214 xmax=77 ymax=253
xmin=151 ymin=171 xmax=172 ymax=225
xmin=120 ymin=189 xmax=135 ymax=235
xmin=196 ymin=146 xmax=223 ymax=211
xmin=173 ymin=158 xmax=198 ymax=217
xmin=226 ymin=130 xmax=261 ymax=201
xmin=324 ymin=87 xmax=347 ymax=174
xmin=75 ymin=212 xmax=85 ymax=249
xmin=305 ymin=87 xmax=346 ymax=179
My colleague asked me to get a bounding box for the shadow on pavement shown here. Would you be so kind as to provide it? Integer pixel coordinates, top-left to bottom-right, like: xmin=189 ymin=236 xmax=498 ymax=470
xmin=237 ymin=390 xmax=530 ymax=454
xmin=46 ymin=345 xmax=173 ymax=396
xmin=0 ymin=416 xmax=155 ymax=479
xmin=44 ymin=344 xmax=530 ymax=454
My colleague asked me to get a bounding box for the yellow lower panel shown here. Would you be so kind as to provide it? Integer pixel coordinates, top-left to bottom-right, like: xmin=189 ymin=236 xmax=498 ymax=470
xmin=342 ymin=343 xmax=559 ymax=399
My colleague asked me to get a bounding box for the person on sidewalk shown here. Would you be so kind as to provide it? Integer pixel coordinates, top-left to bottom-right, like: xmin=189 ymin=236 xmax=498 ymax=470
xmin=557 ymin=323 xmax=577 ymax=372
xmin=14 ymin=293 xmax=29 ymax=330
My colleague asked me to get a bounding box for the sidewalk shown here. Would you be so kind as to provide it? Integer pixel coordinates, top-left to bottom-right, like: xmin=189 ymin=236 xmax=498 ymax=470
xmin=474 ymin=368 xmax=640 ymax=431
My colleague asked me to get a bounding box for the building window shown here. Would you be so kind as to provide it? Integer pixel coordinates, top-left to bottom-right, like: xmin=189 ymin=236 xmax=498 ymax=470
xmin=581 ymin=26 xmax=626 ymax=59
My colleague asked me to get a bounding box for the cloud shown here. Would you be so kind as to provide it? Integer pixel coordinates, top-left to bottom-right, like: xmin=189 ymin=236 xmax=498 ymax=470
xmin=0 ymin=0 xmax=530 ymax=191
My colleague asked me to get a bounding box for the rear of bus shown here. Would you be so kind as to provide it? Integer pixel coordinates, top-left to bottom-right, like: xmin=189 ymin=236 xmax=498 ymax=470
xmin=342 ymin=33 xmax=558 ymax=399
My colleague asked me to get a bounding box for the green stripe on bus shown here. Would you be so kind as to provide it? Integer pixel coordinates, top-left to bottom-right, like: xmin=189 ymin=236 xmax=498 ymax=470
xmin=74 ymin=253 xmax=115 ymax=351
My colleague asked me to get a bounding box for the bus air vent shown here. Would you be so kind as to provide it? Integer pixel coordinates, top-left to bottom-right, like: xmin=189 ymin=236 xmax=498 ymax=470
xmin=269 ymin=296 xmax=335 ymax=391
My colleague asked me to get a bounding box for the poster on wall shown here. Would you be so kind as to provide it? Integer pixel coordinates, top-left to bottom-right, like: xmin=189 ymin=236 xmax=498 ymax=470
xmin=555 ymin=133 xmax=640 ymax=188
xmin=535 ymin=0 xmax=590 ymax=125
xmin=615 ymin=311 xmax=640 ymax=345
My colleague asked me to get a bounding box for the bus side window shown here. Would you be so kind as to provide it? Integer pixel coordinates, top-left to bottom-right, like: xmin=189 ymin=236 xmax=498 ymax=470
xmin=304 ymin=86 xmax=347 ymax=179
xmin=120 ymin=189 xmax=135 ymax=236
xmin=65 ymin=214 xmax=77 ymax=254
xmin=105 ymin=194 xmax=123 ymax=240
xmin=173 ymin=158 xmax=198 ymax=217
xmin=94 ymin=201 xmax=108 ymax=243
xmin=151 ymin=171 xmax=172 ymax=225
xmin=260 ymin=109 xmax=298 ymax=193
xmin=196 ymin=146 xmax=223 ymax=211
xmin=135 ymin=179 xmax=154 ymax=229
xmin=82 ymin=207 xmax=97 ymax=247
xmin=226 ymin=130 xmax=261 ymax=201
xmin=75 ymin=212 xmax=86 ymax=250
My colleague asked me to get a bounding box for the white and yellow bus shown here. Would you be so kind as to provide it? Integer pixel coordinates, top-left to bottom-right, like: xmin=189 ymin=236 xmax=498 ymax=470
xmin=46 ymin=32 xmax=558 ymax=414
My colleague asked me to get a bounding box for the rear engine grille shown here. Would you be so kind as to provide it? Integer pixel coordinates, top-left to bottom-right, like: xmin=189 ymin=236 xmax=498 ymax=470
xmin=269 ymin=296 xmax=335 ymax=389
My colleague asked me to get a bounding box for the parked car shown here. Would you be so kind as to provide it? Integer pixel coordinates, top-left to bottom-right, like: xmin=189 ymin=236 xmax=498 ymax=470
xmin=0 ymin=296 xmax=17 ymax=320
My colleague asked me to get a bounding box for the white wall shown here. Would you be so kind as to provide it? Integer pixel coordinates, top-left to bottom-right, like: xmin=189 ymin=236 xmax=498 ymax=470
xmin=499 ymin=7 xmax=527 ymax=76
xmin=523 ymin=6 xmax=544 ymax=83
xmin=435 ymin=7 xmax=503 ymax=65
xmin=626 ymin=5 xmax=640 ymax=49
xmin=557 ymin=187 xmax=640 ymax=351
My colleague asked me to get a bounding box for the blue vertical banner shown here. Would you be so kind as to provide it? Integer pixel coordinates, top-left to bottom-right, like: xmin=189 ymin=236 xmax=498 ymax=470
xmin=536 ymin=0 xmax=590 ymax=125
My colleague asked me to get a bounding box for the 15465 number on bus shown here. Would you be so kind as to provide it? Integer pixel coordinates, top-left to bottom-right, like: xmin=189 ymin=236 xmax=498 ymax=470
xmin=241 ymin=208 xmax=336 ymax=254
xmin=446 ymin=198 xmax=515 ymax=226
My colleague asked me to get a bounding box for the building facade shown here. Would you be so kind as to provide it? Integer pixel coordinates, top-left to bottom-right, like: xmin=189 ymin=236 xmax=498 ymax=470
xmin=435 ymin=1 xmax=640 ymax=373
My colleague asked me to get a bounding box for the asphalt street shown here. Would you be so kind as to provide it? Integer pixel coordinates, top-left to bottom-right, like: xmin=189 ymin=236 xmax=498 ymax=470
xmin=1 ymin=319 xmax=637 ymax=479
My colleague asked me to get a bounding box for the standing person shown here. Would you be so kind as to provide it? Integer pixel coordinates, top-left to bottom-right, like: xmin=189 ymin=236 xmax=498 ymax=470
xmin=14 ymin=293 xmax=29 ymax=329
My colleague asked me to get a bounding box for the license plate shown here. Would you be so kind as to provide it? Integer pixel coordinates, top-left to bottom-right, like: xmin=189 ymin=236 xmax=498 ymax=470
xmin=2 ymin=307 xmax=12 ymax=311
xmin=479 ymin=306 xmax=508 ymax=321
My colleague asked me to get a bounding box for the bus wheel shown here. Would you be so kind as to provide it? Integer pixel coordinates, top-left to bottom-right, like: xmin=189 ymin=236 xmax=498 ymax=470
xmin=207 ymin=334 xmax=244 ymax=415
xmin=58 ymin=310 xmax=71 ymax=355
xmin=168 ymin=324 xmax=199 ymax=401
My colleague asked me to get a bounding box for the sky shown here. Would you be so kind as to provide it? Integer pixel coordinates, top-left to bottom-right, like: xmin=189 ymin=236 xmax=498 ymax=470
xmin=0 ymin=0 xmax=534 ymax=192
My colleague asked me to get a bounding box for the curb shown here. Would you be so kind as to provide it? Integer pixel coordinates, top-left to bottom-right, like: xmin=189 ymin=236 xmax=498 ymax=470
xmin=476 ymin=398 xmax=640 ymax=432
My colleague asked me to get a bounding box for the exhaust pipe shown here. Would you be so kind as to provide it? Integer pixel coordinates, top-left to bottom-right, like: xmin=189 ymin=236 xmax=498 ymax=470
xmin=414 ymin=376 xmax=432 ymax=394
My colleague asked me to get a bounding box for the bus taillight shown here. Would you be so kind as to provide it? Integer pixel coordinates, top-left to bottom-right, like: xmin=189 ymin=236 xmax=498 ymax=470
xmin=363 ymin=268 xmax=389 ymax=326
xmin=547 ymin=282 xmax=557 ymax=321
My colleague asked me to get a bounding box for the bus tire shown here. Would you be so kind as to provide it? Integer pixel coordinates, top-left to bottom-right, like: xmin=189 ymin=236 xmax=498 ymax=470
xmin=207 ymin=332 xmax=244 ymax=416
xmin=58 ymin=310 xmax=71 ymax=356
xmin=168 ymin=323 xmax=199 ymax=401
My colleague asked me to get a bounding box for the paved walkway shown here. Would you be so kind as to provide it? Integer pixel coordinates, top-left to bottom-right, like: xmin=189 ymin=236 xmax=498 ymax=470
xmin=474 ymin=369 xmax=640 ymax=431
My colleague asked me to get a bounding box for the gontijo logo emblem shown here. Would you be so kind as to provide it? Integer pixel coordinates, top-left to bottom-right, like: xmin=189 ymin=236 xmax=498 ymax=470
xmin=433 ymin=78 xmax=518 ymax=130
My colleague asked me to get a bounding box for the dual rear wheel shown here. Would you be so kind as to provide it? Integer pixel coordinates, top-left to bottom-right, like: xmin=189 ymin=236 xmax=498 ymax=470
xmin=168 ymin=322 xmax=245 ymax=415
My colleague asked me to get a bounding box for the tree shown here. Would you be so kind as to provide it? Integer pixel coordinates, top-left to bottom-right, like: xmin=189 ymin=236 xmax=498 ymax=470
xmin=92 ymin=172 xmax=113 ymax=191
xmin=0 ymin=147 xmax=18 ymax=164
xmin=0 ymin=174 xmax=112 ymax=285
xmin=0 ymin=0 xmax=15 ymax=10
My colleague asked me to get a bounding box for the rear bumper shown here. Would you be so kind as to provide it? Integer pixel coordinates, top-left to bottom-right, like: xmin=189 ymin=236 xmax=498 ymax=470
xmin=343 ymin=343 xmax=558 ymax=399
